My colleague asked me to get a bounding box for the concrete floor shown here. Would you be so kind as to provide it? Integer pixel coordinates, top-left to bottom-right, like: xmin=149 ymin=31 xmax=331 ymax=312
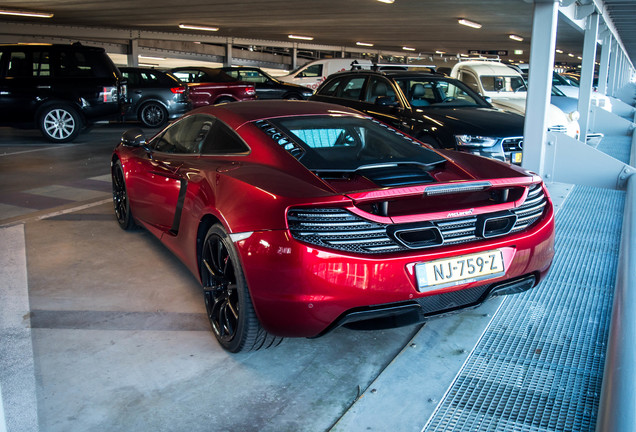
xmin=0 ymin=125 xmax=535 ymax=431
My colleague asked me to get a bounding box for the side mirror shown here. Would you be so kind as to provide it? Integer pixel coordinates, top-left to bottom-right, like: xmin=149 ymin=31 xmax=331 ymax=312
xmin=121 ymin=128 xmax=146 ymax=147
xmin=483 ymin=96 xmax=492 ymax=103
xmin=375 ymin=96 xmax=399 ymax=107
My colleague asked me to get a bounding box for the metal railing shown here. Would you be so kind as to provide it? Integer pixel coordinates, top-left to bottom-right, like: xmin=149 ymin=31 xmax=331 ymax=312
xmin=595 ymin=100 xmax=636 ymax=432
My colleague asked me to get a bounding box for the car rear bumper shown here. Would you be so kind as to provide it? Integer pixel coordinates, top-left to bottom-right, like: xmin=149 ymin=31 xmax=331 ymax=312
xmin=234 ymin=206 xmax=555 ymax=337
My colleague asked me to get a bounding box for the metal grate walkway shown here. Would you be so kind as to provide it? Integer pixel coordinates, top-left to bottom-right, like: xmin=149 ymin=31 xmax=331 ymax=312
xmin=423 ymin=185 xmax=625 ymax=432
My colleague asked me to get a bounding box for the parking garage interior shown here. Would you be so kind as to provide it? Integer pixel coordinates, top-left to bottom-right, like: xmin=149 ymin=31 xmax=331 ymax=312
xmin=1 ymin=1 xmax=636 ymax=431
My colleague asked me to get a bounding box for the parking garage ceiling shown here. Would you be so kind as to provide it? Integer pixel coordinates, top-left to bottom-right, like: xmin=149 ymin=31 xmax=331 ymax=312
xmin=0 ymin=0 xmax=634 ymax=67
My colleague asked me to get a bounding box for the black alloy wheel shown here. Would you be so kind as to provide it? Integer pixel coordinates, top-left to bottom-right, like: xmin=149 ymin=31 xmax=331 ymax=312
xmin=140 ymin=102 xmax=168 ymax=128
xmin=112 ymin=160 xmax=135 ymax=230
xmin=200 ymin=224 xmax=282 ymax=352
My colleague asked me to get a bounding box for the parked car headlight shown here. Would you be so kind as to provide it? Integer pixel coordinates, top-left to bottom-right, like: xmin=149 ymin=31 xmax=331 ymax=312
xmin=455 ymin=135 xmax=498 ymax=148
xmin=568 ymin=110 xmax=580 ymax=122
xmin=302 ymin=91 xmax=314 ymax=98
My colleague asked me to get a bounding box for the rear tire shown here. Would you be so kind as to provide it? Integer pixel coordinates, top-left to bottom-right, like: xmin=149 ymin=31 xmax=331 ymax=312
xmin=200 ymin=224 xmax=282 ymax=352
xmin=39 ymin=105 xmax=82 ymax=143
xmin=139 ymin=101 xmax=168 ymax=128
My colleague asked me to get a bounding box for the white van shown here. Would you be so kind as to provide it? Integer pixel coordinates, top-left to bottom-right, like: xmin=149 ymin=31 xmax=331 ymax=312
xmin=451 ymin=59 xmax=580 ymax=139
xmin=278 ymin=58 xmax=373 ymax=90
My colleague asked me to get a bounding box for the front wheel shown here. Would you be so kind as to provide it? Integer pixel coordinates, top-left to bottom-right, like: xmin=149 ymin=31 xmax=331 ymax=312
xmin=39 ymin=105 xmax=82 ymax=143
xmin=200 ymin=224 xmax=282 ymax=352
xmin=111 ymin=160 xmax=136 ymax=230
xmin=139 ymin=101 xmax=168 ymax=128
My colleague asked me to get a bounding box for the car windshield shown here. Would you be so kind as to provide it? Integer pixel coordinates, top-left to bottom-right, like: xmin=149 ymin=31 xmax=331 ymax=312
xmin=262 ymin=115 xmax=446 ymax=172
xmin=393 ymin=78 xmax=486 ymax=107
xmin=480 ymin=75 xmax=527 ymax=93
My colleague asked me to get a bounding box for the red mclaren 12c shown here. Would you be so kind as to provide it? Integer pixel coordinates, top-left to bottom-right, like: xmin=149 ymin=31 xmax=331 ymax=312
xmin=111 ymin=100 xmax=555 ymax=352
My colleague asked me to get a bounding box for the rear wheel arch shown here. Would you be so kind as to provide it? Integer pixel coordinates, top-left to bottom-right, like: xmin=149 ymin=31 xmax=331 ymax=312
xmin=214 ymin=96 xmax=236 ymax=104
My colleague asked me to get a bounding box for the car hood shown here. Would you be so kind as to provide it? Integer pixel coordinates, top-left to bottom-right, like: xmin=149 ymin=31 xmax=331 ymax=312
xmin=417 ymin=107 xmax=524 ymax=137
xmin=550 ymin=95 xmax=578 ymax=115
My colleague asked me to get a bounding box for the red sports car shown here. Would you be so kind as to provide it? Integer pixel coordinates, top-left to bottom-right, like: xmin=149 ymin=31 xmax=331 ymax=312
xmin=111 ymin=100 xmax=554 ymax=353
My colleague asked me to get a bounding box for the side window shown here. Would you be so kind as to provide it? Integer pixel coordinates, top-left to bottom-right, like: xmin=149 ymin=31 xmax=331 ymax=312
xmin=320 ymin=78 xmax=343 ymax=96
xmin=123 ymin=70 xmax=140 ymax=86
xmin=338 ymin=76 xmax=366 ymax=100
xmin=225 ymin=70 xmax=240 ymax=79
xmin=153 ymin=122 xmax=181 ymax=153
xmin=201 ymin=121 xmax=249 ymax=154
xmin=459 ymin=71 xmax=480 ymax=93
xmin=364 ymin=76 xmax=396 ymax=103
xmin=298 ymin=64 xmax=323 ymax=78
xmin=152 ymin=115 xmax=211 ymax=154
xmin=172 ymin=70 xmax=201 ymax=83
xmin=241 ymin=70 xmax=268 ymax=84
xmin=139 ymin=71 xmax=162 ymax=86
xmin=58 ymin=51 xmax=97 ymax=77
xmin=32 ymin=51 xmax=51 ymax=77
xmin=6 ymin=51 xmax=30 ymax=78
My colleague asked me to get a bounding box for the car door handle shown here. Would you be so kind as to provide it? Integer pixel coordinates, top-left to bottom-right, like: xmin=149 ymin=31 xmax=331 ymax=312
xmin=37 ymin=85 xmax=51 ymax=89
xmin=135 ymin=90 xmax=143 ymax=95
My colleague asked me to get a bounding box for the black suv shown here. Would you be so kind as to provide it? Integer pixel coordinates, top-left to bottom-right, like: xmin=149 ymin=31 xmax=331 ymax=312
xmin=219 ymin=66 xmax=314 ymax=100
xmin=0 ymin=43 xmax=127 ymax=142
xmin=310 ymin=70 xmax=525 ymax=164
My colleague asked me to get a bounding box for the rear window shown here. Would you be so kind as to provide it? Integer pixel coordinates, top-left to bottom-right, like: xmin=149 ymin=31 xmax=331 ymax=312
xmin=57 ymin=49 xmax=115 ymax=78
xmin=258 ymin=115 xmax=446 ymax=172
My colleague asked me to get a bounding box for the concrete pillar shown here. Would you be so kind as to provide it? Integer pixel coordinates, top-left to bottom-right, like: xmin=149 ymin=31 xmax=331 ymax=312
xmin=597 ymin=35 xmax=611 ymax=95
xmin=292 ymin=45 xmax=298 ymax=71
xmin=127 ymin=39 xmax=139 ymax=67
xmin=578 ymin=12 xmax=599 ymax=143
xmin=522 ymin=0 xmax=559 ymax=176
xmin=225 ymin=42 xmax=232 ymax=67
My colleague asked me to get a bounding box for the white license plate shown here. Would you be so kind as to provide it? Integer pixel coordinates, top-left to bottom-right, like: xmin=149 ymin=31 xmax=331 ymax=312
xmin=415 ymin=250 xmax=506 ymax=292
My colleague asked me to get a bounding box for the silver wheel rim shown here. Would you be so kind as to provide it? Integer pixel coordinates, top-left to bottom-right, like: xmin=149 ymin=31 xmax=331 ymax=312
xmin=43 ymin=109 xmax=75 ymax=140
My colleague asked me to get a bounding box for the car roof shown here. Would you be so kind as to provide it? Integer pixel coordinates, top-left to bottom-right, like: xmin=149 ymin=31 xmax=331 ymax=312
xmin=454 ymin=61 xmax=521 ymax=76
xmin=328 ymin=69 xmax=446 ymax=79
xmin=189 ymin=100 xmax=365 ymax=128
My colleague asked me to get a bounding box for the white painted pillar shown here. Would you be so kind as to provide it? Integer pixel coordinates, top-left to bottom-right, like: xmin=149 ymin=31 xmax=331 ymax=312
xmin=608 ymin=44 xmax=619 ymax=96
xmin=522 ymin=0 xmax=559 ymax=176
xmin=597 ymin=35 xmax=611 ymax=95
xmin=127 ymin=39 xmax=139 ymax=67
xmin=578 ymin=12 xmax=599 ymax=143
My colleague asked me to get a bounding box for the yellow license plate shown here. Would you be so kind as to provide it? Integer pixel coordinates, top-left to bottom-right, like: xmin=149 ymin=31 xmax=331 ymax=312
xmin=512 ymin=152 xmax=523 ymax=164
xmin=415 ymin=249 xmax=506 ymax=292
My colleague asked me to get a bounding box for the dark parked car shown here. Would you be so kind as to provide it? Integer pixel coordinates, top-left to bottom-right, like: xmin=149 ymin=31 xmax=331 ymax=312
xmin=119 ymin=67 xmax=191 ymax=128
xmin=112 ymin=100 xmax=555 ymax=352
xmin=169 ymin=67 xmax=256 ymax=107
xmin=0 ymin=43 xmax=127 ymax=142
xmin=220 ymin=66 xmax=314 ymax=100
xmin=311 ymin=70 xmax=526 ymax=164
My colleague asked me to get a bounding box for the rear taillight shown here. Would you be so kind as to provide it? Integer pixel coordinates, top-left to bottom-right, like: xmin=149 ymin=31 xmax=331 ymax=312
xmin=170 ymin=87 xmax=186 ymax=94
xmin=245 ymin=86 xmax=256 ymax=96
xmin=101 ymin=86 xmax=118 ymax=103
